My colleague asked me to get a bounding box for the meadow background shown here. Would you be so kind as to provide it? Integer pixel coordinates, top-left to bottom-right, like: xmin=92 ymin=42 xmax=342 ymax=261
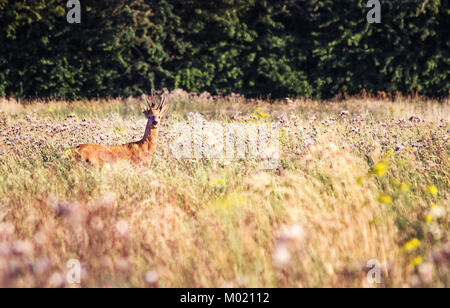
xmin=0 ymin=91 xmax=448 ymax=287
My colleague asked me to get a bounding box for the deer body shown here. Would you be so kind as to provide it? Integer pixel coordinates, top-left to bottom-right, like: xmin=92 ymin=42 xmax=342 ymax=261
xmin=75 ymin=93 xmax=169 ymax=165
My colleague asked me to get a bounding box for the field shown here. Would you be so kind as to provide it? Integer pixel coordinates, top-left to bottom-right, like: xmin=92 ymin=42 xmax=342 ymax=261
xmin=0 ymin=90 xmax=448 ymax=287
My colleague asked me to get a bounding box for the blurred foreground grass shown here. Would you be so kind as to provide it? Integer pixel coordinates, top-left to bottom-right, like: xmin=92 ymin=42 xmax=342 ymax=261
xmin=0 ymin=91 xmax=448 ymax=287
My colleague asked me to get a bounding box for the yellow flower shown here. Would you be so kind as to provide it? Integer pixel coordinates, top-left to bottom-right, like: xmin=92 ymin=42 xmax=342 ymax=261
xmin=399 ymin=182 xmax=410 ymax=192
xmin=356 ymin=176 xmax=365 ymax=186
xmin=384 ymin=150 xmax=394 ymax=158
xmin=209 ymin=178 xmax=227 ymax=187
xmin=427 ymin=185 xmax=438 ymax=195
xmin=369 ymin=218 xmax=379 ymax=226
xmin=278 ymin=127 xmax=289 ymax=143
xmin=62 ymin=149 xmax=73 ymax=158
xmin=172 ymin=112 xmax=184 ymax=120
xmin=251 ymin=107 xmax=270 ymax=120
xmin=403 ymin=238 xmax=420 ymax=251
xmin=424 ymin=215 xmax=433 ymax=223
xmin=256 ymin=107 xmax=270 ymax=119
xmin=397 ymin=159 xmax=408 ymax=166
xmin=409 ymin=256 xmax=423 ymax=268
xmin=211 ymin=194 xmax=247 ymax=210
xmin=372 ymin=160 xmax=388 ymax=176
xmin=392 ymin=178 xmax=400 ymax=186
xmin=377 ymin=194 xmax=392 ymax=204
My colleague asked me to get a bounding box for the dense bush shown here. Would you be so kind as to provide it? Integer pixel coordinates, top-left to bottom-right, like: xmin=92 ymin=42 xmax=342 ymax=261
xmin=0 ymin=0 xmax=448 ymax=99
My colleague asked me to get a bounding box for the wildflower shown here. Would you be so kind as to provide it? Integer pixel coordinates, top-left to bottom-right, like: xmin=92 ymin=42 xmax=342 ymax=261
xmin=278 ymin=223 xmax=306 ymax=243
xmin=418 ymin=263 xmax=433 ymax=284
xmin=212 ymin=194 xmax=246 ymax=210
xmin=115 ymin=220 xmax=130 ymax=238
xmin=432 ymin=242 xmax=450 ymax=267
xmin=408 ymin=115 xmax=421 ymax=123
xmin=32 ymin=258 xmax=51 ymax=274
xmin=384 ymin=150 xmax=394 ymax=158
xmin=371 ymin=160 xmax=388 ymax=176
xmin=429 ymin=205 xmax=445 ymax=219
xmin=277 ymin=114 xmax=288 ymax=124
xmin=62 ymin=149 xmax=72 ymax=158
xmin=43 ymin=107 xmax=55 ymax=117
xmin=403 ymin=238 xmax=420 ymax=251
xmin=116 ymin=257 xmax=131 ymax=270
xmin=0 ymin=222 xmax=15 ymax=241
xmin=12 ymin=240 xmax=34 ymax=255
xmin=278 ymin=127 xmax=289 ymax=143
xmin=48 ymin=272 xmax=65 ymax=287
xmin=392 ymin=178 xmax=400 ymax=186
xmin=273 ymin=243 xmax=291 ymax=268
xmin=377 ymin=194 xmax=392 ymax=204
xmin=231 ymin=111 xmax=242 ymax=120
xmin=145 ymin=270 xmax=159 ymax=285
xmin=339 ymin=110 xmax=349 ymax=117
xmin=399 ymin=182 xmax=410 ymax=192
xmin=356 ymin=176 xmax=365 ymax=186
xmin=409 ymin=256 xmax=423 ymax=268
xmin=209 ymin=178 xmax=227 ymax=187
xmin=424 ymin=215 xmax=433 ymax=223
xmin=369 ymin=218 xmax=380 ymax=226
xmin=251 ymin=107 xmax=270 ymax=120
xmin=427 ymin=185 xmax=438 ymax=195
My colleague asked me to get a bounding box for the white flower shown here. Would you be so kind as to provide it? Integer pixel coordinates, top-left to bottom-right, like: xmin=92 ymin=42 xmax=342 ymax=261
xmin=48 ymin=272 xmax=65 ymax=287
xmin=12 ymin=240 xmax=34 ymax=255
xmin=145 ymin=270 xmax=159 ymax=284
xmin=115 ymin=220 xmax=129 ymax=238
xmin=273 ymin=243 xmax=291 ymax=268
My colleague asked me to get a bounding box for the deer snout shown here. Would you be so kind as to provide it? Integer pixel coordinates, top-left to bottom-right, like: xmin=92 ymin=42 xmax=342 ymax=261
xmin=152 ymin=120 xmax=158 ymax=126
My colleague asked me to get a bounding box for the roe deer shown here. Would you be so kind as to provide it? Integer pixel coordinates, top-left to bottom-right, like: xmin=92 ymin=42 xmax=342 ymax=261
xmin=75 ymin=92 xmax=170 ymax=165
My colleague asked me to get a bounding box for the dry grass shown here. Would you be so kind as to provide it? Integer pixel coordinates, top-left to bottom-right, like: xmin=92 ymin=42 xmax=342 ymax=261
xmin=0 ymin=91 xmax=448 ymax=287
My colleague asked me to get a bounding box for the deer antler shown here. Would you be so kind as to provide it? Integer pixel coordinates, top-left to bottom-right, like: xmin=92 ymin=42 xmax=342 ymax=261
xmin=140 ymin=91 xmax=168 ymax=113
xmin=158 ymin=95 xmax=170 ymax=115
xmin=150 ymin=89 xmax=159 ymax=110
xmin=77 ymin=91 xmax=169 ymax=165
xmin=158 ymin=96 xmax=167 ymax=111
xmin=140 ymin=94 xmax=151 ymax=112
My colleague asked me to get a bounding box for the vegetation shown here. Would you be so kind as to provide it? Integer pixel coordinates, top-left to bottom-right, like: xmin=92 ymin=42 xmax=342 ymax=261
xmin=1 ymin=0 xmax=449 ymax=99
xmin=0 ymin=92 xmax=448 ymax=287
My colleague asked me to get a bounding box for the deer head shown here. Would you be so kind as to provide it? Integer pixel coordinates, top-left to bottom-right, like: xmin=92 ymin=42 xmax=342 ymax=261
xmin=140 ymin=91 xmax=170 ymax=129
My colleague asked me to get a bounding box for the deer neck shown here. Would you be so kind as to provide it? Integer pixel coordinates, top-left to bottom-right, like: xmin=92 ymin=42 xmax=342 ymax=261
xmin=139 ymin=120 xmax=159 ymax=153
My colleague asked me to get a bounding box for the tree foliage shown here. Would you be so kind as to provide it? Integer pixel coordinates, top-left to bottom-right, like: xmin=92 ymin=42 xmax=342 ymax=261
xmin=0 ymin=0 xmax=448 ymax=99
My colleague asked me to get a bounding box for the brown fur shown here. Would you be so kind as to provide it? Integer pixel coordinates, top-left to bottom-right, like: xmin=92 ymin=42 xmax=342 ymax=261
xmin=74 ymin=93 xmax=169 ymax=165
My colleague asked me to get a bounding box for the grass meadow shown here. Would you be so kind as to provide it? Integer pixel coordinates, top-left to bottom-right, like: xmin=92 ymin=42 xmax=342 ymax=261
xmin=0 ymin=90 xmax=448 ymax=287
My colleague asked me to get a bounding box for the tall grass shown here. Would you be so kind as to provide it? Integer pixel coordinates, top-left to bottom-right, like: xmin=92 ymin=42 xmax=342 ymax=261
xmin=0 ymin=91 xmax=448 ymax=287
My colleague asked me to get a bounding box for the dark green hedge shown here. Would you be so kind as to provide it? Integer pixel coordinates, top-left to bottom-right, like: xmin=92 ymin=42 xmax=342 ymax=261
xmin=0 ymin=0 xmax=448 ymax=99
